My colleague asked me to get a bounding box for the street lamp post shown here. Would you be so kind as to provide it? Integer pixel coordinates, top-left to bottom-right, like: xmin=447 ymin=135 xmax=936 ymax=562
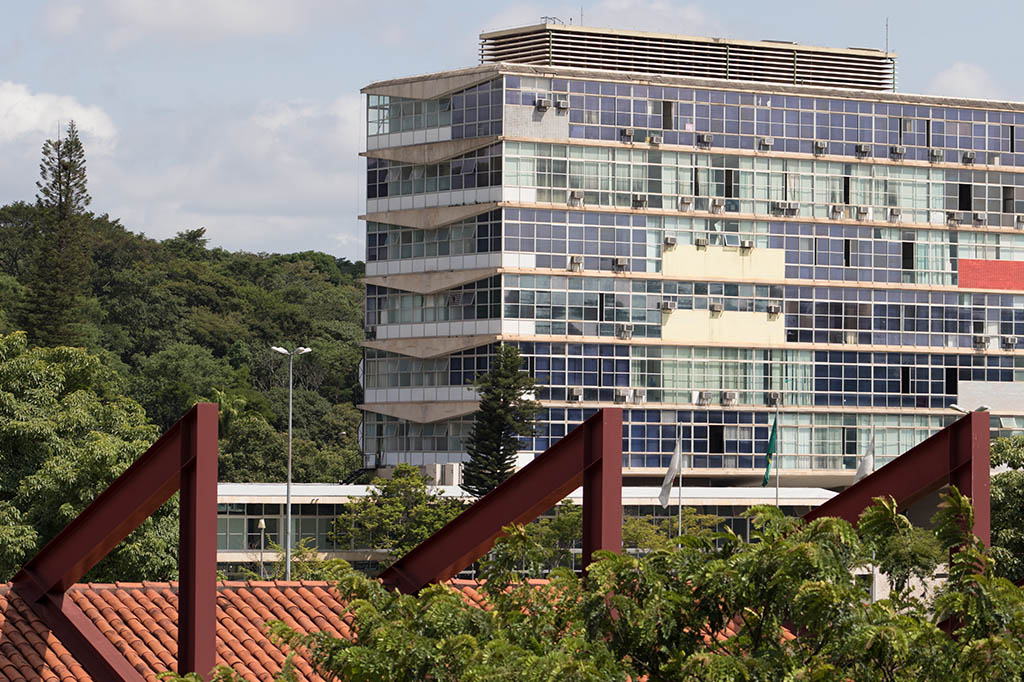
xmin=271 ymin=345 xmax=312 ymax=581
xmin=258 ymin=518 xmax=266 ymax=579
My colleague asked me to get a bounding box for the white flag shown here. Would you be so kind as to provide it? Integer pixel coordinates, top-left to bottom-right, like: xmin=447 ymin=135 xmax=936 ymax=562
xmin=659 ymin=440 xmax=683 ymax=507
xmin=854 ymin=428 xmax=876 ymax=482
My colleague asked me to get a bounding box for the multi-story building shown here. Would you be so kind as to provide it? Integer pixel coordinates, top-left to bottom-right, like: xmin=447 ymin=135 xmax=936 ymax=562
xmin=359 ymin=24 xmax=1024 ymax=496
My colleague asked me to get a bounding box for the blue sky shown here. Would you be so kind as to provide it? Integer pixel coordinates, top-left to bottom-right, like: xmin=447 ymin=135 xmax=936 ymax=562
xmin=0 ymin=1 xmax=1020 ymax=260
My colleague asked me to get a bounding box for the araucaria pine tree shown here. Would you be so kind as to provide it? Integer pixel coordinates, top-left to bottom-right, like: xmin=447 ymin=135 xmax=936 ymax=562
xmin=36 ymin=120 xmax=91 ymax=219
xmin=22 ymin=121 xmax=93 ymax=347
xmin=461 ymin=345 xmax=541 ymax=498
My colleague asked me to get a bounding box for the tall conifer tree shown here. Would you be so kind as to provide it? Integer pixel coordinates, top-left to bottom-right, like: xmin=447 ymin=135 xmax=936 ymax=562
xmin=22 ymin=121 xmax=93 ymax=346
xmin=461 ymin=344 xmax=541 ymax=498
xmin=36 ymin=120 xmax=91 ymax=219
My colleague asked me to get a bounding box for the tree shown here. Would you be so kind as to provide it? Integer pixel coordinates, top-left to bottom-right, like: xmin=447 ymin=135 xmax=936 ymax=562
xmin=991 ymin=435 xmax=1024 ymax=582
xmin=219 ymin=488 xmax=1024 ymax=682
xmin=0 ymin=332 xmax=176 ymax=581
xmin=20 ymin=121 xmax=95 ymax=347
xmin=461 ymin=344 xmax=541 ymax=498
xmin=36 ymin=120 xmax=91 ymax=219
xmin=331 ymin=463 xmax=464 ymax=563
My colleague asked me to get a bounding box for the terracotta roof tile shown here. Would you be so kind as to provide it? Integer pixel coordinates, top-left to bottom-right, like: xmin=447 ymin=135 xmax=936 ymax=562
xmin=0 ymin=581 xmax=352 ymax=682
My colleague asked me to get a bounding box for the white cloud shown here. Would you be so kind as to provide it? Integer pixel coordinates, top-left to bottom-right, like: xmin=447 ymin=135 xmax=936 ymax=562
xmin=485 ymin=0 xmax=721 ymax=37
xmin=41 ymin=0 xmax=356 ymax=45
xmin=39 ymin=3 xmax=84 ymax=36
xmin=92 ymin=93 xmax=366 ymax=259
xmin=927 ymin=62 xmax=1007 ymax=101
xmin=0 ymin=81 xmax=117 ymax=152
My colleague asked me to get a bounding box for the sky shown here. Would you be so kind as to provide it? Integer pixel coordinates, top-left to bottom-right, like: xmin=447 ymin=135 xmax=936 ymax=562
xmin=1 ymin=1 xmax=1022 ymax=261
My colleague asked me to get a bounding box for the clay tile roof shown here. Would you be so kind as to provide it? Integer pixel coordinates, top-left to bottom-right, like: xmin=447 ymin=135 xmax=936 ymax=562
xmin=0 ymin=581 xmax=364 ymax=682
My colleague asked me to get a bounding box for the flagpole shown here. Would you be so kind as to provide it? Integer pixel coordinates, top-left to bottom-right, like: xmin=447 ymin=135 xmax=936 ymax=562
xmin=774 ymin=405 xmax=780 ymax=508
xmin=677 ymin=465 xmax=682 ymax=540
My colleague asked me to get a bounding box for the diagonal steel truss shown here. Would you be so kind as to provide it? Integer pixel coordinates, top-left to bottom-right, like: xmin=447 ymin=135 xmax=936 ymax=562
xmin=803 ymin=410 xmax=991 ymax=544
xmin=380 ymin=407 xmax=623 ymax=594
xmin=11 ymin=403 xmax=219 ymax=681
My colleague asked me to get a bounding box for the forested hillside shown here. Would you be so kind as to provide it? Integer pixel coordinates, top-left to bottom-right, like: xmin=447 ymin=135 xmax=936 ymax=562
xmin=0 ymin=123 xmax=365 ymax=486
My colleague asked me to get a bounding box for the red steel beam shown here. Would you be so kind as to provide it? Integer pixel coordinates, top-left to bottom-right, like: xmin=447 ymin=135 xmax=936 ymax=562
xmin=380 ymin=408 xmax=622 ymax=594
xmin=177 ymin=403 xmax=219 ymax=676
xmin=11 ymin=403 xmax=219 ymax=681
xmin=803 ymin=411 xmax=990 ymax=545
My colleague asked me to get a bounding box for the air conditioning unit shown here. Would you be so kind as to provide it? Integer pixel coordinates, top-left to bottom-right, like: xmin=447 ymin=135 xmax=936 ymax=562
xmin=663 ymin=235 xmax=678 ymax=247
xmin=446 ymin=292 xmax=462 ymax=306
xmin=694 ymin=237 xmax=708 ymax=248
xmin=555 ymin=99 xmax=569 ymax=110
xmin=613 ymin=256 xmax=630 ymax=270
xmin=711 ymin=197 xmax=725 ymax=212
xmin=569 ymin=189 xmax=585 ymax=206
xmin=739 ymin=239 xmax=754 ymax=250
xmin=759 ymin=136 xmax=774 ymax=149
xmin=569 ymin=254 xmax=584 ymax=272
xmin=697 ymin=390 xmax=714 ymax=405
xmin=856 ymin=205 xmax=870 ymax=219
xmin=1003 ymin=336 xmax=1019 ymax=349
xmin=697 ymin=132 xmax=713 ymax=145
xmin=659 ymin=300 xmax=678 ymax=311
xmin=929 ymin=148 xmax=944 ymax=161
xmin=889 ymin=207 xmax=902 ymax=221
xmin=614 ymin=387 xmax=630 ymax=403
xmin=535 ymin=98 xmax=552 ymax=111
xmin=632 ymin=194 xmax=648 ymax=208
xmin=709 ymin=302 xmax=724 ymax=314
xmin=678 ymin=196 xmax=694 ymax=210
xmin=622 ymin=127 xmax=635 ymax=140
xmin=365 ymin=326 xmax=377 ymax=340
xmin=814 ymin=140 xmax=828 ymax=154
xmin=648 ymin=134 xmax=662 ymax=145
xmin=772 ymin=201 xmax=792 ymax=213
xmin=569 ymin=386 xmax=584 ymax=400
xmin=973 ymin=212 xmax=986 ymax=225
xmin=766 ymin=390 xmax=782 ymax=406
xmin=890 ymin=145 xmax=906 ymax=157
xmin=632 ymin=388 xmax=647 ymax=404
xmin=963 ymin=150 xmax=976 ymax=164
xmin=721 ymin=390 xmax=739 ymax=405
xmin=947 ymin=211 xmax=961 ymax=226
xmin=856 ymin=143 xmax=871 ymax=155
xmin=616 ymin=322 xmax=634 ymax=339
xmin=830 ymin=204 xmax=844 ymax=218
xmin=973 ymin=334 xmax=987 ymax=348
xmin=1016 ymin=214 xmax=1024 ymax=229
xmin=767 ymin=302 xmax=781 ymax=316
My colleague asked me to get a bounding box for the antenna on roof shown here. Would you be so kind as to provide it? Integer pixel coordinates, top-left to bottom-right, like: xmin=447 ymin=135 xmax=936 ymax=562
xmin=885 ymin=16 xmax=889 ymax=54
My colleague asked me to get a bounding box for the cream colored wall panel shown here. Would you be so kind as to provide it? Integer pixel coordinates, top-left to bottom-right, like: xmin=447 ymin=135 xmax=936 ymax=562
xmin=662 ymin=244 xmax=785 ymax=280
xmin=662 ymin=309 xmax=785 ymax=345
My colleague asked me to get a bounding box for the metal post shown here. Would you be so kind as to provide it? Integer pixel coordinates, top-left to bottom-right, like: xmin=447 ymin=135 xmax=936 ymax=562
xmin=285 ymin=353 xmax=293 ymax=581
xmin=676 ymin=467 xmax=682 ymax=539
xmin=775 ymin=406 xmax=781 ymax=508
xmin=258 ymin=518 xmax=266 ymax=579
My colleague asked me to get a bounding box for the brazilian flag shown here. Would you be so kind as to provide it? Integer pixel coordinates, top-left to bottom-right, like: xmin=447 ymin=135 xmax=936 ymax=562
xmin=761 ymin=417 xmax=778 ymax=487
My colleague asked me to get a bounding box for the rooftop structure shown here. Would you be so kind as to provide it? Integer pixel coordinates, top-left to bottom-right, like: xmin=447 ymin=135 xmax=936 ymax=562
xmin=480 ymin=23 xmax=897 ymax=91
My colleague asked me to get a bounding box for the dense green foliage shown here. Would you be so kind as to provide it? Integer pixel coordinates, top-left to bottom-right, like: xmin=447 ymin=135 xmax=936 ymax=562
xmin=0 ymin=126 xmax=366 ymax=580
xmin=462 ymin=344 xmax=541 ymax=498
xmin=991 ymin=435 xmax=1024 ymax=582
xmin=0 ymin=129 xmax=365 ymax=484
xmin=169 ymin=489 xmax=1024 ymax=682
xmin=331 ymin=463 xmax=465 ymax=563
xmin=0 ymin=332 xmax=176 ymax=581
